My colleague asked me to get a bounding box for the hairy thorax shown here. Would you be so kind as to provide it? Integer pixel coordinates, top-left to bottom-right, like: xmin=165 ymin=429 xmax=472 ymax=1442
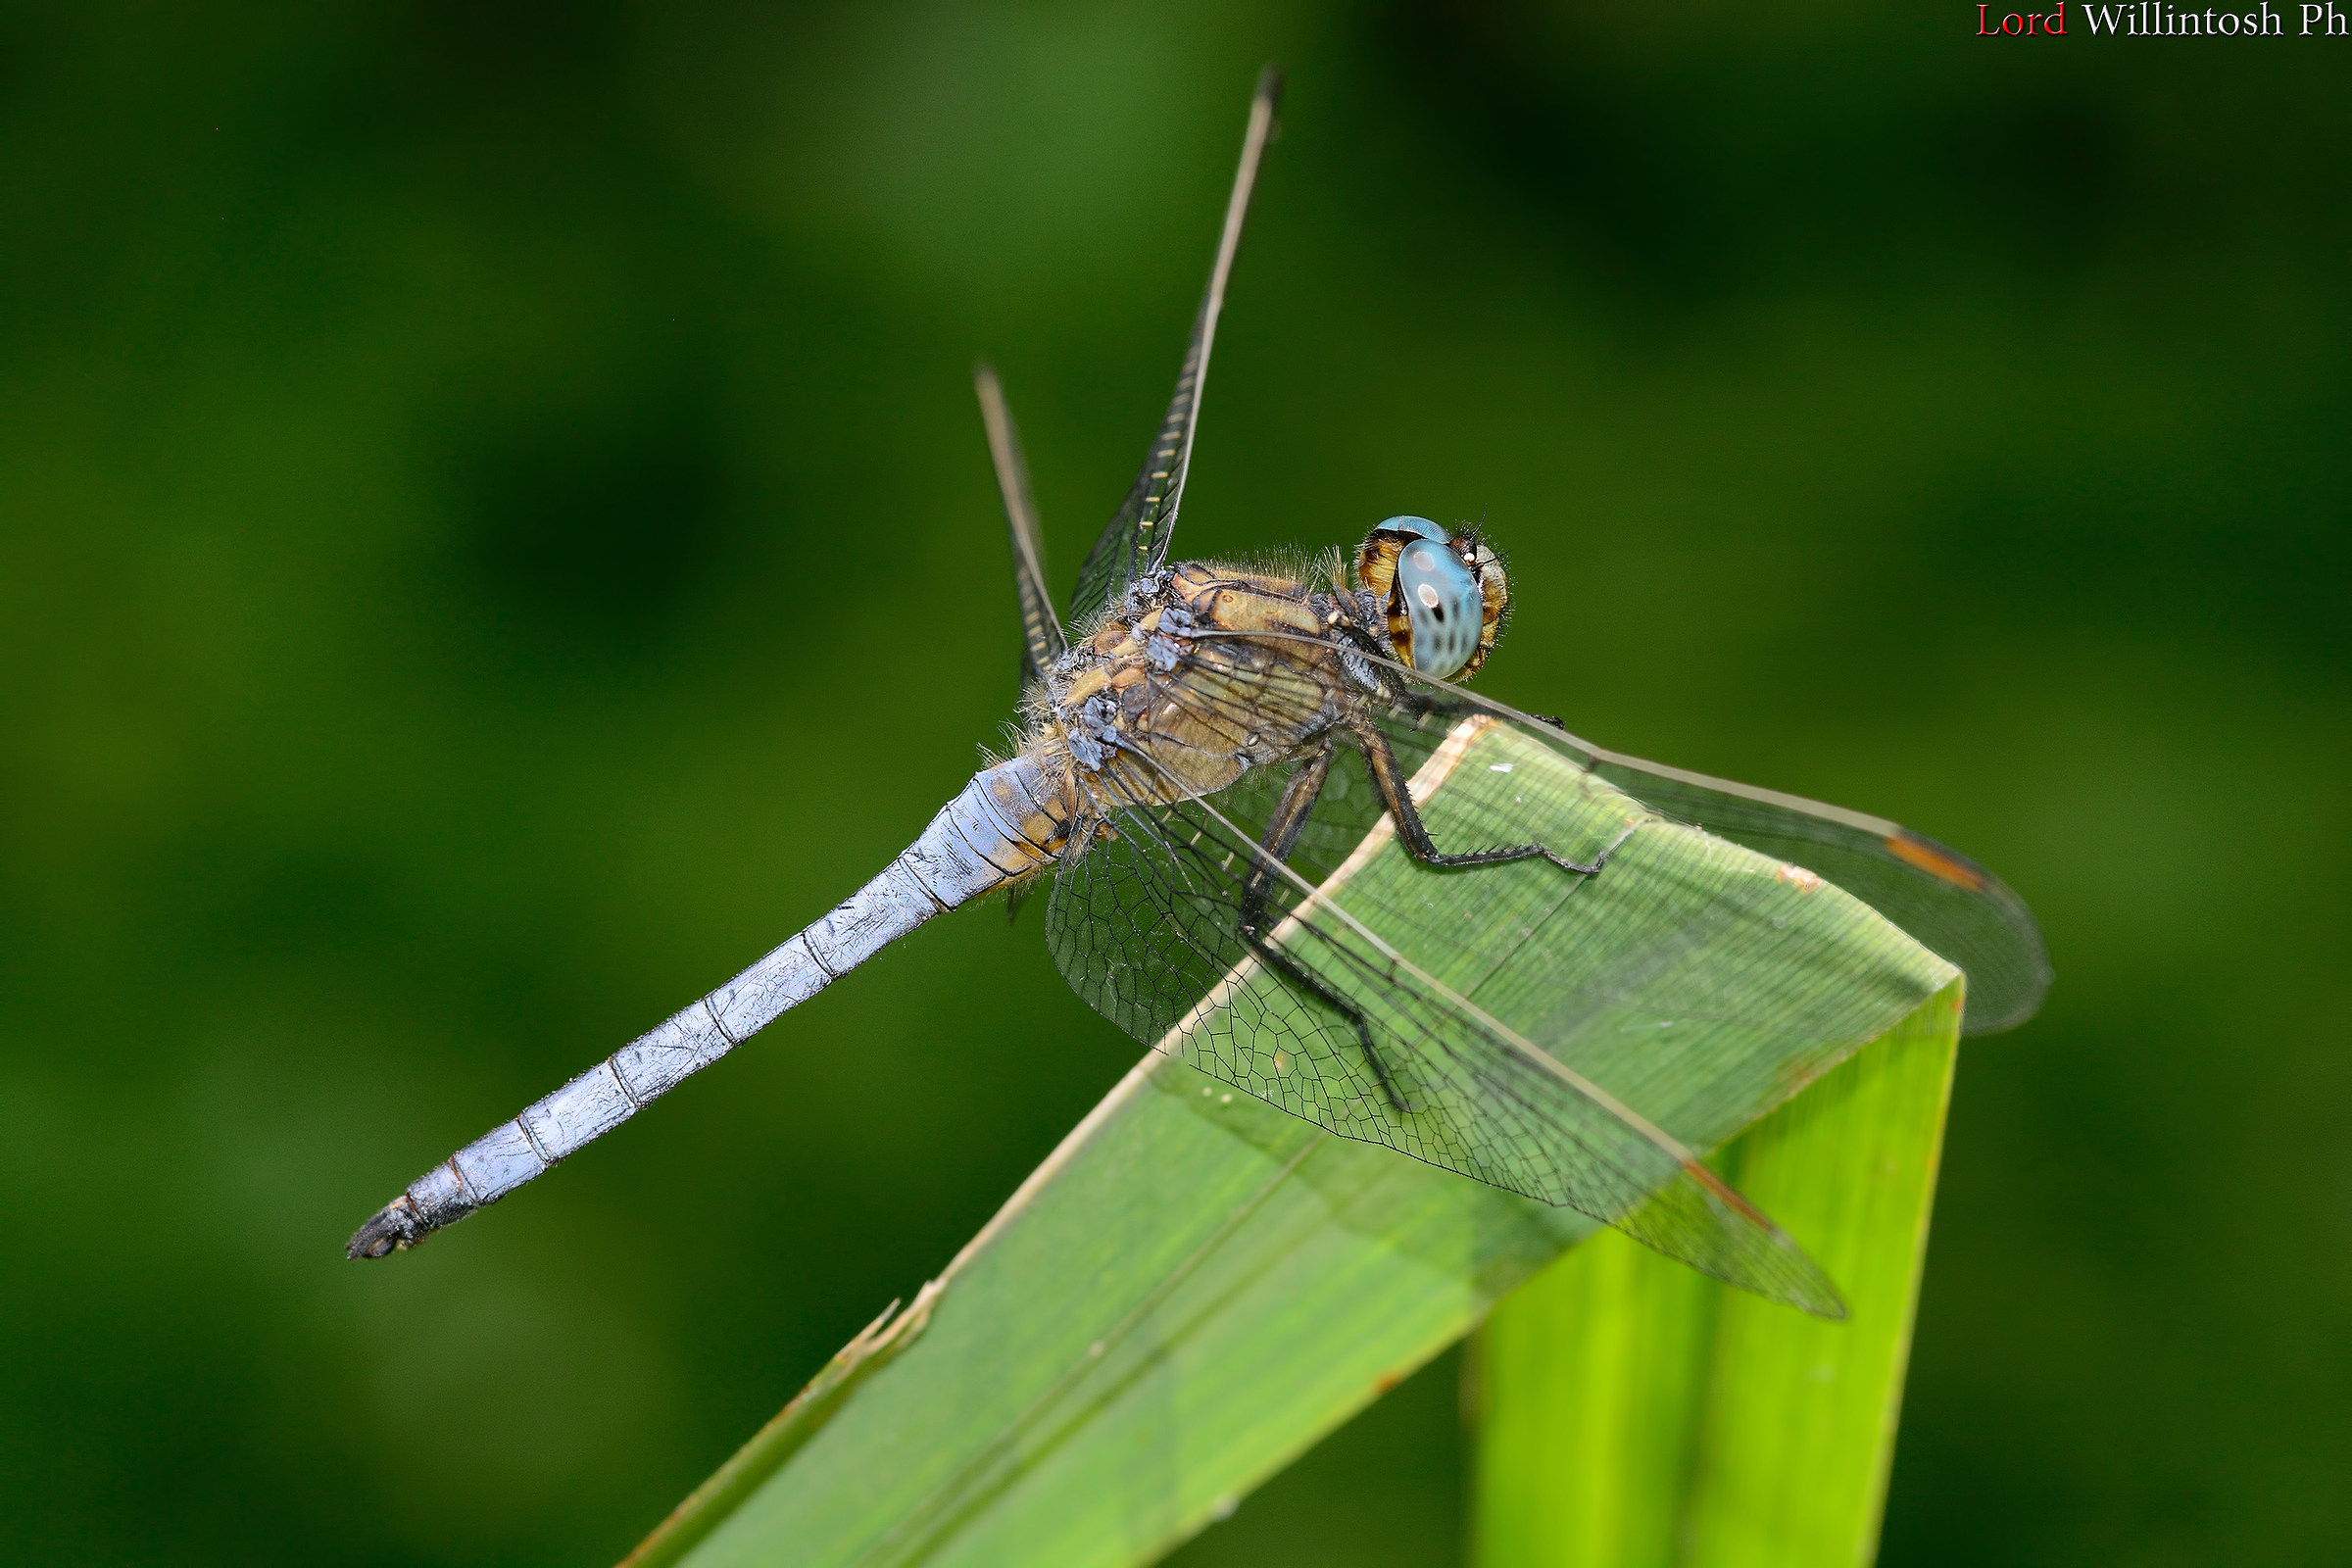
xmin=1029 ymin=560 xmax=1374 ymax=813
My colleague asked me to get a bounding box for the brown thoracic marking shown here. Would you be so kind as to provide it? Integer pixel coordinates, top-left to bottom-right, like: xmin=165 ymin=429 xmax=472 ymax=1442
xmin=1042 ymin=561 xmax=1358 ymax=813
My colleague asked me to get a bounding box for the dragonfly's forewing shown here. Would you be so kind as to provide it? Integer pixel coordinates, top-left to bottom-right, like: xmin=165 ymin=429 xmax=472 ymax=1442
xmin=1186 ymin=634 xmax=2049 ymax=1037
xmin=1370 ymin=664 xmax=2052 ymax=1036
xmin=1066 ymin=70 xmax=1280 ymax=625
xmin=1571 ymin=748 xmax=2048 ymax=1033
xmin=974 ymin=363 xmax=1066 ymax=689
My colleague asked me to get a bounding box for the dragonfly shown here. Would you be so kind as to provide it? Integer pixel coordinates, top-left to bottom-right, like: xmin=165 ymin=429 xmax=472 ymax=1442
xmin=348 ymin=71 xmax=2048 ymax=1315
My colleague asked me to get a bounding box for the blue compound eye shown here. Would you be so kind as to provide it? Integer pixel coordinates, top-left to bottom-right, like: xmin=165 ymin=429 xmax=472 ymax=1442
xmin=1379 ymin=514 xmax=1450 ymax=545
xmin=1395 ymin=536 xmax=1482 ymax=680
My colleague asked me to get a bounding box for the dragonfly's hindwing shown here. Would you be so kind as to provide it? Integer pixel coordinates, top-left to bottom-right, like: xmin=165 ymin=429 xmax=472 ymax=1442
xmin=1050 ymin=701 xmax=1959 ymax=1316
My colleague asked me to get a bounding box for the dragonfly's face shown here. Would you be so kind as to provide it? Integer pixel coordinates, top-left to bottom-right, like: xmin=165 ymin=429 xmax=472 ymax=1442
xmin=1354 ymin=516 xmax=1508 ymax=682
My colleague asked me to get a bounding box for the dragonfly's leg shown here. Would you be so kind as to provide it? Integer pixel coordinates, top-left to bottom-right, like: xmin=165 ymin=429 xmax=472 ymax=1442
xmin=1237 ymin=738 xmax=1416 ymax=1118
xmin=1240 ymin=928 xmax=1416 ymax=1118
xmin=1238 ymin=738 xmax=1336 ymax=929
xmin=1350 ymin=717 xmax=1623 ymax=877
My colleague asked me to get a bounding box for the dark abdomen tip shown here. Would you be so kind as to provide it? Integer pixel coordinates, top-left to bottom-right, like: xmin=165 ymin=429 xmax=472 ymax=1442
xmin=345 ymin=1196 xmax=423 ymax=1260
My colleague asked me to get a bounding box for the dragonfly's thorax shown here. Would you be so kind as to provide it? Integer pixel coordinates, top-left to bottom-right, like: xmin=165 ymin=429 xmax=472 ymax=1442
xmin=1032 ymin=561 xmax=1377 ymax=811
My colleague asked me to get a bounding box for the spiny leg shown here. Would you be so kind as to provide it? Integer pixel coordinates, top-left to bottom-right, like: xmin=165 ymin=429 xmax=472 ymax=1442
xmin=1351 ymin=716 xmax=1626 ymax=877
xmin=1237 ymin=738 xmax=1336 ymax=925
xmin=1238 ymin=738 xmax=1416 ymax=1118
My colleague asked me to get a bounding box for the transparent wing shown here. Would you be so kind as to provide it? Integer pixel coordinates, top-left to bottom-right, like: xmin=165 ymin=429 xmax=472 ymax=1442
xmin=1382 ymin=663 xmax=2049 ymax=1035
xmin=1046 ymin=665 xmax=1870 ymax=1317
xmin=1067 ymin=70 xmax=1280 ymax=623
xmin=1188 ymin=630 xmax=2051 ymax=1037
xmin=1573 ymin=751 xmax=2049 ymax=1034
xmin=975 ymin=362 xmax=1066 ymax=688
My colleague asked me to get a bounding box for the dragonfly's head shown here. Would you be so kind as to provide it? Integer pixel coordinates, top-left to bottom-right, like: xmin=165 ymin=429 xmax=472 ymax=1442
xmin=1354 ymin=516 xmax=1507 ymax=683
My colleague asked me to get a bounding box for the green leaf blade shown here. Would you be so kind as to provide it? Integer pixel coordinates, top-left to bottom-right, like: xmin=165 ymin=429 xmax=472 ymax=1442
xmin=630 ymin=725 xmax=1957 ymax=1568
xmin=1471 ymin=982 xmax=1963 ymax=1568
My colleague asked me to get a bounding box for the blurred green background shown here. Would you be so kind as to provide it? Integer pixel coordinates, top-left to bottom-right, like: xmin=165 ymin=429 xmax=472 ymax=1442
xmin=3 ymin=2 xmax=2345 ymax=1563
